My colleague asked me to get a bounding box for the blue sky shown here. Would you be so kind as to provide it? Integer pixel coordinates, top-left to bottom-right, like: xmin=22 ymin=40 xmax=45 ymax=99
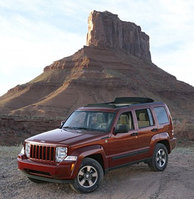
xmin=0 ymin=0 xmax=194 ymax=96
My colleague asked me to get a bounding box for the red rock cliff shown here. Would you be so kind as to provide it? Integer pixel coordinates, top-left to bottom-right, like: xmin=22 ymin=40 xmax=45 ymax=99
xmin=86 ymin=10 xmax=151 ymax=62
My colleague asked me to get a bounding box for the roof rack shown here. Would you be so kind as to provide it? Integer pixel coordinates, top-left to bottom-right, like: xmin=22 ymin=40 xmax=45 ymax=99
xmin=114 ymin=97 xmax=154 ymax=104
xmin=84 ymin=103 xmax=116 ymax=108
xmin=84 ymin=97 xmax=154 ymax=108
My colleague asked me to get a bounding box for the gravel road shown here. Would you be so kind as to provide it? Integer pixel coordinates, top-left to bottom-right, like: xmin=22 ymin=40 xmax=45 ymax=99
xmin=0 ymin=145 xmax=194 ymax=199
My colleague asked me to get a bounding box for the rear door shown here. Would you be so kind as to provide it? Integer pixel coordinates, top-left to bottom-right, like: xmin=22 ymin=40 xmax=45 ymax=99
xmin=152 ymin=106 xmax=171 ymax=135
xmin=133 ymin=108 xmax=157 ymax=153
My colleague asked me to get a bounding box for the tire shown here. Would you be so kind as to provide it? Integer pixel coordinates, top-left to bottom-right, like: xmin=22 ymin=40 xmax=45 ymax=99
xmin=28 ymin=177 xmax=45 ymax=183
xmin=70 ymin=158 xmax=104 ymax=193
xmin=148 ymin=143 xmax=168 ymax=171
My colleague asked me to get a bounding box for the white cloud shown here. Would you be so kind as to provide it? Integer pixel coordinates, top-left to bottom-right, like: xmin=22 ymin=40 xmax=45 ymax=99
xmin=152 ymin=42 xmax=194 ymax=86
xmin=0 ymin=7 xmax=85 ymax=96
xmin=0 ymin=0 xmax=194 ymax=96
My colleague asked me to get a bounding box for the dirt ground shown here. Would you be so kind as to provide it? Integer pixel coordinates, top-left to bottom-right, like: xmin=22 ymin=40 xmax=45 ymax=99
xmin=0 ymin=144 xmax=194 ymax=199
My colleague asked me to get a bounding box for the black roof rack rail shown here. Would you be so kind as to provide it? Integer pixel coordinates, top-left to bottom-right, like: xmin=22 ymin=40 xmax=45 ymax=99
xmin=84 ymin=103 xmax=116 ymax=108
xmin=113 ymin=97 xmax=154 ymax=104
xmin=84 ymin=97 xmax=154 ymax=108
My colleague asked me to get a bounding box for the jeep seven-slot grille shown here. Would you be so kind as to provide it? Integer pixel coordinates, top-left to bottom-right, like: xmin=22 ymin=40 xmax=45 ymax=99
xmin=30 ymin=144 xmax=55 ymax=161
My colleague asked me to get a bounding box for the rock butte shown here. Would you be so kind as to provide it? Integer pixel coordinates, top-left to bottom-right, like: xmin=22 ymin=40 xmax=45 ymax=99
xmin=86 ymin=11 xmax=151 ymax=62
xmin=0 ymin=10 xmax=194 ymax=145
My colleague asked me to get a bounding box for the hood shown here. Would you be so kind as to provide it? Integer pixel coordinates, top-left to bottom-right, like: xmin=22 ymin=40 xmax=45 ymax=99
xmin=26 ymin=128 xmax=105 ymax=146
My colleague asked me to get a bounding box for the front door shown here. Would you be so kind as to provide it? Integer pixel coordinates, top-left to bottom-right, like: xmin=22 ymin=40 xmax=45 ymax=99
xmin=108 ymin=111 xmax=140 ymax=168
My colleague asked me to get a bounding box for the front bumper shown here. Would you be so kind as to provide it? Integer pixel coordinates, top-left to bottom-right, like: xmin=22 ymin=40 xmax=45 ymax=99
xmin=23 ymin=172 xmax=73 ymax=183
xmin=18 ymin=154 xmax=77 ymax=181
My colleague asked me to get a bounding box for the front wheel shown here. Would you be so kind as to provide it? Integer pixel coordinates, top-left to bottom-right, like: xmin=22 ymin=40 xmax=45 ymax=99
xmin=148 ymin=143 xmax=168 ymax=171
xmin=70 ymin=158 xmax=104 ymax=193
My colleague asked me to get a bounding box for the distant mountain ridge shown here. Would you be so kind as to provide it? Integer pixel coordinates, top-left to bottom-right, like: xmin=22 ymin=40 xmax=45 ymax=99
xmin=0 ymin=10 xmax=194 ymax=144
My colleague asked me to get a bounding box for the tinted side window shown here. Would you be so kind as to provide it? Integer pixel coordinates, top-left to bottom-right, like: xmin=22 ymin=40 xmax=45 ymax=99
xmin=154 ymin=107 xmax=169 ymax=125
xmin=116 ymin=112 xmax=134 ymax=131
xmin=136 ymin=109 xmax=153 ymax=128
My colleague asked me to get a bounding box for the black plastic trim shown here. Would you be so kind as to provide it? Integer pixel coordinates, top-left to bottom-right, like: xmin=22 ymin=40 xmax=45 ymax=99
xmin=114 ymin=97 xmax=154 ymax=104
xmin=23 ymin=172 xmax=73 ymax=184
xmin=85 ymin=97 xmax=155 ymax=109
xmin=112 ymin=148 xmax=149 ymax=160
xmin=107 ymin=158 xmax=152 ymax=172
xmin=101 ymin=136 xmax=110 ymax=140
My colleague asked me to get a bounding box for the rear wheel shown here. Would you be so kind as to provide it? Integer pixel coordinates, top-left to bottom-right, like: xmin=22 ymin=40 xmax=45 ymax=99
xmin=70 ymin=158 xmax=104 ymax=193
xmin=148 ymin=143 xmax=168 ymax=171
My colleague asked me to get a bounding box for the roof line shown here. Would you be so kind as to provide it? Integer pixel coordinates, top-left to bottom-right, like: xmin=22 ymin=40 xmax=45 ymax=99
xmin=84 ymin=97 xmax=155 ymax=109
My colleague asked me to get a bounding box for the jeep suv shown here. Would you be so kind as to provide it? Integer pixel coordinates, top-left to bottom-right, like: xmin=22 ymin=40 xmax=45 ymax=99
xmin=18 ymin=97 xmax=176 ymax=193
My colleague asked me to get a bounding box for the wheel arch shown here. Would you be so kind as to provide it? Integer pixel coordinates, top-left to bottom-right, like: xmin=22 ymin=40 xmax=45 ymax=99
xmin=71 ymin=145 xmax=107 ymax=178
xmin=150 ymin=132 xmax=171 ymax=154
xmin=157 ymin=140 xmax=170 ymax=154
xmin=85 ymin=153 xmax=105 ymax=173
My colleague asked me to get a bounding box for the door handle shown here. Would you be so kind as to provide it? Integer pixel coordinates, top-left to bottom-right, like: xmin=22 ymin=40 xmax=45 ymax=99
xmin=131 ymin=132 xmax=138 ymax=136
xmin=151 ymin=128 xmax=158 ymax=132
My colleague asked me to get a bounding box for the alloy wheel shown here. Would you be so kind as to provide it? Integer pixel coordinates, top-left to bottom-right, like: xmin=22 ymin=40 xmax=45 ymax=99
xmin=156 ymin=148 xmax=166 ymax=168
xmin=77 ymin=165 xmax=98 ymax=188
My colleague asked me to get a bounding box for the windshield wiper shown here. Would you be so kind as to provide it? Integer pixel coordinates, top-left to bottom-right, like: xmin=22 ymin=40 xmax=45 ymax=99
xmin=73 ymin=127 xmax=89 ymax=130
xmin=63 ymin=126 xmax=93 ymax=131
xmin=63 ymin=126 xmax=87 ymax=130
xmin=63 ymin=126 xmax=74 ymax=129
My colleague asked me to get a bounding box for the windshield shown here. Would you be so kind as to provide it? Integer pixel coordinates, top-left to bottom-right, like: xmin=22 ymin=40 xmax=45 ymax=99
xmin=62 ymin=111 xmax=115 ymax=132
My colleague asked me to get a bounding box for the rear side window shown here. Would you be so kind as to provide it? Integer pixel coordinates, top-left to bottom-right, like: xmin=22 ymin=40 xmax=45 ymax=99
xmin=136 ymin=109 xmax=154 ymax=128
xmin=154 ymin=107 xmax=169 ymax=125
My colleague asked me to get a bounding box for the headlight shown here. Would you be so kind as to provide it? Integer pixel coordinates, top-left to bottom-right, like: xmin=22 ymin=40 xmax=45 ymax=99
xmin=20 ymin=147 xmax=24 ymax=155
xmin=56 ymin=147 xmax=67 ymax=162
xmin=25 ymin=142 xmax=30 ymax=158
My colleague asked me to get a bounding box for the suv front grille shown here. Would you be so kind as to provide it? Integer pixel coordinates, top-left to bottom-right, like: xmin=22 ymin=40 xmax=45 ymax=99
xmin=30 ymin=144 xmax=55 ymax=162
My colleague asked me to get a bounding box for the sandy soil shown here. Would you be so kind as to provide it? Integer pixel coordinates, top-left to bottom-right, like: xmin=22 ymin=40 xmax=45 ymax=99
xmin=0 ymin=145 xmax=194 ymax=199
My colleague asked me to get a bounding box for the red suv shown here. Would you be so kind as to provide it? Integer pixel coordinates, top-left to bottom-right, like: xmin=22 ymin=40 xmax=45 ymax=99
xmin=18 ymin=97 xmax=176 ymax=193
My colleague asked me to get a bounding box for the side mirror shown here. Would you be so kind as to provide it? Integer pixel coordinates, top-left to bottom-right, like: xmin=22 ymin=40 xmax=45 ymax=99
xmin=114 ymin=125 xmax=129 ymax=134
xmin=60 ymin=121 xmax=65 ymax=128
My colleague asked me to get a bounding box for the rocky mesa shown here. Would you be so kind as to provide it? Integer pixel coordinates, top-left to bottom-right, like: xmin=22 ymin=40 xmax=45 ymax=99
xmin=86 ymin=11 xmax=151 ymax=61
xmin=0 ymin=10 xmax=194 ymax=145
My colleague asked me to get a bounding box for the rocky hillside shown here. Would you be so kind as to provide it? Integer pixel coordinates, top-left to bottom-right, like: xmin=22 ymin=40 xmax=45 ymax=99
xmin=0 ymin=10 xmax=194 ymax=145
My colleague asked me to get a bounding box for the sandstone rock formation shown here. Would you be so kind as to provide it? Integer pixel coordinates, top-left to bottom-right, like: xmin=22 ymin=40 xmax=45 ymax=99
xmin=0 ymin=11 xmax=194 ymax=145
xmin=86 ymin=10 xmax=151 ymax=62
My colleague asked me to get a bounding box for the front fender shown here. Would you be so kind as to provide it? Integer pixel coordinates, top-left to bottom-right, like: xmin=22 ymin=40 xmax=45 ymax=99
xmin=70 ymin=145 xmax=107 ymax=179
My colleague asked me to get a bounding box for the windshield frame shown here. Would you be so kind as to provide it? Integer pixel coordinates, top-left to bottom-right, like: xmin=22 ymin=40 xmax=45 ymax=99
xmin=62 ymin=110 xmax=116 ymax=133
